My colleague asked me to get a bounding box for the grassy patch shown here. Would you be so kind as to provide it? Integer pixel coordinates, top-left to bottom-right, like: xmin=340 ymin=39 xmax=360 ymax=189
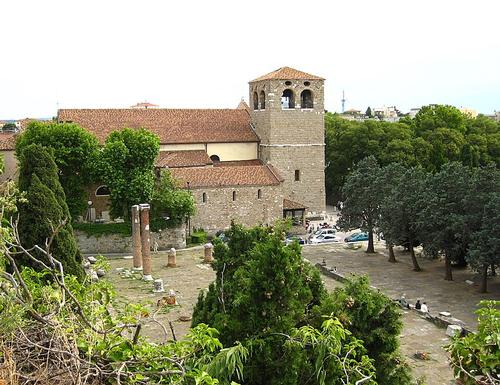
xmin=73 ymin=222 xmax=132 ymax=237
xmin=187 ymin=230 xmax=207 ymax=246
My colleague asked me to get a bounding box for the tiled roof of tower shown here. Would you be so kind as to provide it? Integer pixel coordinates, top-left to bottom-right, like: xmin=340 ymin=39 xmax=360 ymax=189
xmin=170 ymin=164 xmax=282 ymax=188
xmin=0 ymin=132 xmax=18 ymax=150
xmin=57 ymin=109 xmax=259 ymax=144
xmin=250 ymin=66 xmax=324 ymax=82
xmin=155 ymin=150 xmax=213 ymax=168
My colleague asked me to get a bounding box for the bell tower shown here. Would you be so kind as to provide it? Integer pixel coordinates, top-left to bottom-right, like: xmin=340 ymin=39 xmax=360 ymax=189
xmin=249 ymin=67 xmax=326 ymax=214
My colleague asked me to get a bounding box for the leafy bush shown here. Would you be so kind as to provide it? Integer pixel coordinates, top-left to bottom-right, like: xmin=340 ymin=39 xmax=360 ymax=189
xmin=0 ymin=265 xmax=248 ymax=384
xmin=311 ymin=276 xmax=412 ymax=385
xmin=190 ymin=230 xmax=207 ymax=245
xmin=150 ymin=170 xmax=195 ymax=231
xmin=446 ymin=300 xmax=499 ymax=384
xmin=72 ymin=221 xmax=132 ymax=237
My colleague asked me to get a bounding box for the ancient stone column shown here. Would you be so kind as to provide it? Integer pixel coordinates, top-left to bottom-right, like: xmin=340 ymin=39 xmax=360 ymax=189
xmin=204 ymin=242 xmax=214 ymax=263
xmin=167 ymin=247 xmax=177 ymax=268
xmin=140 ymin=204 xmax=153 ymax=281
xmin=131 ymin=205 xmax=142 ymax=271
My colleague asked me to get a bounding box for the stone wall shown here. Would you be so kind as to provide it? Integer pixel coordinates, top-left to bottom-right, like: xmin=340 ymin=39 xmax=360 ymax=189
xmin=76 ymin=226 xmax=186 ymax=254
xmin=190 ymin=184 xmax=283 ymax=235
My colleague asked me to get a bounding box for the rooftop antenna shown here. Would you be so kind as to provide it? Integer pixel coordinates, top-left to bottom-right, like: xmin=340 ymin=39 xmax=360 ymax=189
xmin=341 ymin=90 xmax=346 ymax=113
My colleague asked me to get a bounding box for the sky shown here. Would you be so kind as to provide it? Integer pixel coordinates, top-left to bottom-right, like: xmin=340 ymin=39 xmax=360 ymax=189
xmin=1 ymin=0 xmax=499 ymax=119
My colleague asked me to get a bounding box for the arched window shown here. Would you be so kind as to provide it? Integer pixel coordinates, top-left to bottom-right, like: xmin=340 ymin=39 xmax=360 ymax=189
xmin=259 ymin=90 xmax=266 ymax=110
xmin=253 ymin=92 xmax=259 ymax=110
xmin=301 ymin=90 xmax=314 ymax=108
xmin=95 ymin=185 xmax=110 ymax=196
xmin=281 ymin=89 xmax=295 ymax=109
xmin=257 ymin=189 xmax=262 ymax=199
xmin=210 ymin=154 xmax=220 ymax=163
xmin=202 ymin=192 xmax=207 ymax=203
xmin=232 ymin=191 xmax=236 ymax=201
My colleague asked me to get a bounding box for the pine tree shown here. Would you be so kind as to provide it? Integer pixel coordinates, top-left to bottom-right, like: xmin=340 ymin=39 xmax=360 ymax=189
xmin=17 ymin=144 xmax=84 ymax=279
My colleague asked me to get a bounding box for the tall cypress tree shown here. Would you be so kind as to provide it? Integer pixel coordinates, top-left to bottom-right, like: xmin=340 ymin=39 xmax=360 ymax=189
xmin=17 ymin=144 xmax=84 ymax=279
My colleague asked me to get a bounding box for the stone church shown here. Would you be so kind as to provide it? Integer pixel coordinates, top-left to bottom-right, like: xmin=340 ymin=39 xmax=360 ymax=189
xmin=2 ymin=67 xmax=326 ymax=234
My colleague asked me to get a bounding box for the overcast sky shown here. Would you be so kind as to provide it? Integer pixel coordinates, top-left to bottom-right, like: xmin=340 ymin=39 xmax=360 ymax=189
xmin=1 ymin=0 xmax=499 ymax=119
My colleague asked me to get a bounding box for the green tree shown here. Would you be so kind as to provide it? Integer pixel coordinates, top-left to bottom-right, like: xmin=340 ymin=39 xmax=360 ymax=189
xmin=193 ymin=223 xmax=377 ymax=385
xmin=418 ymin=162 xmax=472 ymax=280
xmin=95 ymin=128 xmax=160 ymax=219
xmin=17 ymin=144 xmax=84 ymax=279
xmin=467 ymin=194 xmax=500 ymax=293
xmin=311 ymin=276 xmax=412 ymax=385
xmin=16 ymin=121 xmax=99 ymax=218
xmin=378 ymin=164 xmax=425 ymax=270
xmin=150 ymin=170 xmax=196 ymax=231
xmin=365 ymin=106 xmax=373 ymax=117
xmin=412 ymin=104 xmax=467 ymax=137
xmin=337 ymin=156 xmax=382 ymax=253
xmin=446 ymin=300 xmax=499 ymax=384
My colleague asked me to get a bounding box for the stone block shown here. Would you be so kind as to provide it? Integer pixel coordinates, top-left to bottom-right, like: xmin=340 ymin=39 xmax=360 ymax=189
xmin=446 ymin=324 xmax=462 ymax=337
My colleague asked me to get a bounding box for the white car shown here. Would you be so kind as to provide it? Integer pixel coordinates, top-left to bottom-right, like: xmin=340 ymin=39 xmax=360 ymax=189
xmin=312 ymin=228 xmax=336 ymax=237
xmin=310 ymin=234 xmax=340 ymax=244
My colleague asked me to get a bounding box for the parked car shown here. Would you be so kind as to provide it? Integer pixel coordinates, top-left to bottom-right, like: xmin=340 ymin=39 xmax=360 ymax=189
xmin=344 ymin=232 xmax=369 ymax=242
xmin=310 ymin=234 xmax=340 ymax=244
xmin=285 ymin=236 xmax=306 ymax=245
xmin=313 ymin=228 xmax=336 ymax=236
xmin=309 ymin=228 xmax=336 ymax=240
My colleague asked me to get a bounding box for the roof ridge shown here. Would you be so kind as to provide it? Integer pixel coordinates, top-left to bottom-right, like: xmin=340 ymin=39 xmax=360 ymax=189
xmin=250 ymin=66 xmax=324 ymax=82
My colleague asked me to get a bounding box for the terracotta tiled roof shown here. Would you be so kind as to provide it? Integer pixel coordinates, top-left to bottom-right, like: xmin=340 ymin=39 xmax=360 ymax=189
xmin=250 ymin=66 xmax=324 ymax=82
xmin=57 ymin=109 xmax=259 ymax=144
xmin=0 ymin=132 xmax=18 ymax=150
xmin=156 ymin=150 xmax=212 ymax=168
xmin=214 ymin=159 xmax=262 ymax=167
xmin=170 ymin=164 xmax=282 ymax=188
xmin=283 ymin=198 xmax=307 ymax=210
xmin=237 ymin=99 xmax=250 ymax=111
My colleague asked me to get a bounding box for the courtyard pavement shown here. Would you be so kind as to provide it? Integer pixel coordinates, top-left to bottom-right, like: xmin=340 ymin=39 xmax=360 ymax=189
xmin=302 ymin=242 xmax=500 ymax=330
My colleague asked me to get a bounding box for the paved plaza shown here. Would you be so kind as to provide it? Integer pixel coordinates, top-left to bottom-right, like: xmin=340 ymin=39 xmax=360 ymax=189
xmin=302 ymin=242 xmax=500 ymax=330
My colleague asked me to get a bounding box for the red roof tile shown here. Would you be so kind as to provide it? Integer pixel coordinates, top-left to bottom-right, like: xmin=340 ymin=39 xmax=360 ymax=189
xmin=170 ymin=164 xmax=282 ymax=188
xmin=156 ymin=150 xmax=212 ymax=168
xmin=283 ymin=198 xmax=307 ymax=210
xmin=57 ymin=109 xmax=259 ymax=144
xmin=0 ymin=132 xmax=18 ymax=150
xmin=250 ymin=66 xmax=324 ymax=82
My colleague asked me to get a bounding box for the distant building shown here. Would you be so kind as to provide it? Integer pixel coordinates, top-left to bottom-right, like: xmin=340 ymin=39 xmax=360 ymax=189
xmin=373 ymin=106 xmax=400 ymax=122
xmin=130 ymin=101 xmax=159 ymax=109
xmin=408 ymin=108 xmax=421 ymax=118
xmin=459 ymin=107 xmax=478 ymax=118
